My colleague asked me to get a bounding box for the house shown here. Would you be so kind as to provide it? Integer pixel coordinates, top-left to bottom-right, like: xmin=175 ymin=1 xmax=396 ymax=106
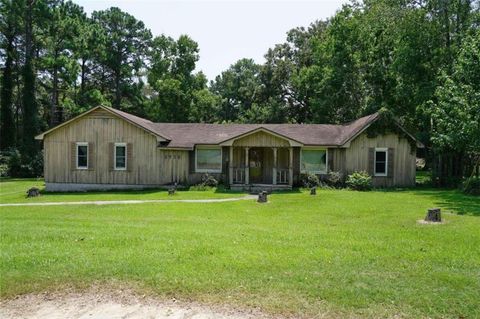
xmin=35 ymin=106 xmax=423 ymax=191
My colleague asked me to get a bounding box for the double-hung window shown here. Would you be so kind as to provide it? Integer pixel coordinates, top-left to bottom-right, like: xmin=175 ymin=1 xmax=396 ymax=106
xmin=196 ymin=147 xmax=222 ymax=173
xmin=76 ymin=142 xmax=88 ymax=169
xmin=301 ymin=149 xmax=327 ymax=174
xmin=114 ymin=143 xmax=127 ymax=170
xmin=374 ymin=148 xmax=388 ymax=176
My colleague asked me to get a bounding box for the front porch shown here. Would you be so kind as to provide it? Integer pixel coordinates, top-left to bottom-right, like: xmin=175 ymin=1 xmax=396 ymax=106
xmin=228 ymin=146 xmax=294 ymax=191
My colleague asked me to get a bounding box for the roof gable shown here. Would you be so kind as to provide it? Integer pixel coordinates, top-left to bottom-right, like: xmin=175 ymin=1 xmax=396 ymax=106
xmin=219 ymin=127 xmax=303 ymax=147
xmin=35 ymin=106 xmax=169 ymax=142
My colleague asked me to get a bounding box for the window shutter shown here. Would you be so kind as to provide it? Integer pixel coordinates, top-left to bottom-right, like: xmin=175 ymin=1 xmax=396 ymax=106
xmin=368 ymin=148 xmax=375 ymax=175
xmin=328 ymin=149 xmax=334 ymax=172
xmin=108 ymin=143 xmax=114 ymax=171
xmin=388 ymin=148 xmax=395 ymax=178
xmin=127 ymin=143 xmax=133 ymax=172
xmin=188 ymin=150 xmax=195 ymax=174
xmin=88 ymin=142 xmax=95 ymax=170
xmin=71 ymin=142 xmax=76 ymax=171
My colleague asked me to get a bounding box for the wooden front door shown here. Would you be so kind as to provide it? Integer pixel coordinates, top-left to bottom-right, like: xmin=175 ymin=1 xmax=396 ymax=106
xmin=249 ymin=148 xmax=264 ymax=184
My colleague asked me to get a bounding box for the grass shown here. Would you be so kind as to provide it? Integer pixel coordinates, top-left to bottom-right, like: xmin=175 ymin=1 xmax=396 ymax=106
xmin=0 ymin=178 xmax=243 ymax=203
xmin=1 ymin=179 xmax=479 ymax=318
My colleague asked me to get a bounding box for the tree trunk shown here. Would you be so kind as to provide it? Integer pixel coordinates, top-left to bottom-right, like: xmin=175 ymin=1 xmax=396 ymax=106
xmin=425 ymin=208 xmax=441 ymax=222
xmin=50 ymin=50 xmax=59 ymax=126
xmin=21 ymin=0 xmax=39 ymax=159
xmin=0 ymin=33 xmax=16 ymax=150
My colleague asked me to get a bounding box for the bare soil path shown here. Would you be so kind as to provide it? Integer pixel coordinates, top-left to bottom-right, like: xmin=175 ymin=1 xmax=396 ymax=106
xmin=0 ymin=195 xmax=257 ymax=207
xmin=0 ymin=288 xmax=272 ymax=319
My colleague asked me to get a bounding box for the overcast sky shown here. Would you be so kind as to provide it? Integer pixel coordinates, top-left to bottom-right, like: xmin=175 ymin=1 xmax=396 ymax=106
xmin=75 ymin=0 xmax=348 ymax=80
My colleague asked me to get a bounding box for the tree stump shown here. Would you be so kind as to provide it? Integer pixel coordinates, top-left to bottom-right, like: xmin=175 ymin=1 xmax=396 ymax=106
xmin=168 ymin=182 xmax=177 ymax=195
xmin=425 ymin=208 xmax=441 ymax=222
xmin=257 ymin=191 xmax=268 ymax=203
xmin=310 ymin=187 xmax=317 ymax=195
xmin=26 ymin=187 xmax=40 ymax=198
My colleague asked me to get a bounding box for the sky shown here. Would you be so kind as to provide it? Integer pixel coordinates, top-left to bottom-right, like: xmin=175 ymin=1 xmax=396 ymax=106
xmin=74 ymin=0 xmax=349 ymax=80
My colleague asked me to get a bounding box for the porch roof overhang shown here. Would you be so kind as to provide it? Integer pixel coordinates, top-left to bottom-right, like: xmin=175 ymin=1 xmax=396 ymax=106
xmin=218 ymin=127 xmax=304 ymax=147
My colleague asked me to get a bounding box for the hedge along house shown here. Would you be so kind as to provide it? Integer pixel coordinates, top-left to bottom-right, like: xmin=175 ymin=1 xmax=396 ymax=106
xmin=35 ymin=106 xmax=423 ymax=192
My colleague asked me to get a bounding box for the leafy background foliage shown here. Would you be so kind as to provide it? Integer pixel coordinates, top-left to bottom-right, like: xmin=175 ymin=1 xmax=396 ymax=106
xmin=0 ymin=0 xmax=479 ymax=181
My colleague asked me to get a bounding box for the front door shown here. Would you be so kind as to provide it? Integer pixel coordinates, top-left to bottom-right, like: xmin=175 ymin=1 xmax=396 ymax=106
xmin=249 ymin=148 xmax=264 ymax=184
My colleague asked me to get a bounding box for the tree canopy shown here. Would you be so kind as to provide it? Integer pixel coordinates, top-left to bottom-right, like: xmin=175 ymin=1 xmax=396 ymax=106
xmin=0 ymin=0 xmax=479 ymax=181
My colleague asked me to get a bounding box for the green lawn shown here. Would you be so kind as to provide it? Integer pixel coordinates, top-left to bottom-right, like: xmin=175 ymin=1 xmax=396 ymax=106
xmin=0 ymin=178 xmax=242 ymax=203
xmin=1 ymin=179 xmax=479 ymax=318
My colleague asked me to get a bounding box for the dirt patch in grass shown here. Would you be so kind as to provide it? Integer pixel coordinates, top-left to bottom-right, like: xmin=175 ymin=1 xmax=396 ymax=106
xmin=0 ymin=286 xmax=273 ymax=319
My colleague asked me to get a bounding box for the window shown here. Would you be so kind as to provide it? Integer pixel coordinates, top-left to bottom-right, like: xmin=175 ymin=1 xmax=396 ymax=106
xmin=76 ymin=142 xmax=88 ymax=169
xmin=374 ymin=148 xmax=388 ymax=176
xmin=301 ymin=149 xmax=327 ymax=174
xmin=114 ymin=143 xmax=127 ymax=170
xmin=196 ymin=147 xmax=222 ymax=173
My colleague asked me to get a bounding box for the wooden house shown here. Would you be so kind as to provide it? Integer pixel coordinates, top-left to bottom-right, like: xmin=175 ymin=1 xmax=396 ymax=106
xmin=35 ymin=106 xmax=422 ymax=191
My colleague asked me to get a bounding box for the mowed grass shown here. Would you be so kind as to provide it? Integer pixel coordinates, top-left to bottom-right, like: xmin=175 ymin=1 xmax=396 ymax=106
xmin=1 ymin=181 xmax=479 ymax=318
xmin=0 ymin=178 xmax=242 ymax=203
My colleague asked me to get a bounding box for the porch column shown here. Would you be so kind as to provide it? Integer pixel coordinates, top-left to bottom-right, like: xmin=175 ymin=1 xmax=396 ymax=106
xmin=244 ymin=147 xmax=249 ymax=185
xmin=272 ymin=147 xmax=277 ymax=185
xmin=229 ymin=146 xmax=234 ymax=185
xmin=288 ymin=147 xmax=293 ymax=186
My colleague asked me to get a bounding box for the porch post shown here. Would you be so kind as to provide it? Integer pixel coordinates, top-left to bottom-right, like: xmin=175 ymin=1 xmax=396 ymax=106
xmin=272 ymin=147 xmax=277 ymax=185
xmin=288 ymin=147 xmax=293 ymax=186
xmin=244 ymin=147 xmax=249 ymax=185
xmin=229 ymin=146 xmax=234 ymax=185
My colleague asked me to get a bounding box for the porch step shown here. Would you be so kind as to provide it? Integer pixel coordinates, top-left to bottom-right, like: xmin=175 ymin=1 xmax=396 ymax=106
xmin=231 ymin=184 xmax=292 ymax=193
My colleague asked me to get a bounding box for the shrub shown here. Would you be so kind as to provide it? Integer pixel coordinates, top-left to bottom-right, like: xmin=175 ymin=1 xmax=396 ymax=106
xmin=346 ymin=171 xmax=372 ymax=191
xmin=0 ymin=149 xmax=44 ymax=178
xmin=326 ymin=171 xmax=344 ymax=188
xmin=301 ymin=172 xmax=320 ymax=188
xmin=189 ymin=184 xmax=214 ymax=191
xmin=462 ymin=177 xmax=480 ymax=196
xmin=0 ymin=163 xmax=8 ymax=177
xmin=201 ymin=173 xmax=218 ymax=187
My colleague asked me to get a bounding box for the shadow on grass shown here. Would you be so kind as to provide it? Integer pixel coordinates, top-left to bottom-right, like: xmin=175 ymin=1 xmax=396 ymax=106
xmin=415 ymin=189 xmax=480 ymax=216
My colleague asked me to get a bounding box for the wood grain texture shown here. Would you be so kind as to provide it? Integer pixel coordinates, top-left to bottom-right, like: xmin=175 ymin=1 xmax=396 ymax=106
xmin=43 ymin=109 xmax=187 ymax=186
xmin=344 ymin=133 xmax=415 ymax=187
xmin=232 ymin=131 xmax=290 ymax=147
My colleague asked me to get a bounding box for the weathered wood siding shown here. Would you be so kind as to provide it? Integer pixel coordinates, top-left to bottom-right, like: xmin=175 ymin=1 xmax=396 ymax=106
xmin=44 ymin=109 xmax=188 ymax=186
xmin=232 ymin=131 xmax=290 ymax=147
xmin=328 ymin=148 xmax=346 ymax=173
xmin=343 ymin=133 xmax=416 ymax=187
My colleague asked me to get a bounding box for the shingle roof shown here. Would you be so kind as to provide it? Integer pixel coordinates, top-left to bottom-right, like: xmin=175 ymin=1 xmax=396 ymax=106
xmin=149 ymin=113 xmax=379 ymax=149
xmin=36 ymin=105 xmax=383 ymax=148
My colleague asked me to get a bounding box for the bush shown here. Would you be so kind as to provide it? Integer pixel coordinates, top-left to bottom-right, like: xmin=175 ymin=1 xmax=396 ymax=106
xmin=462 ymin=177 xmax=480 ymax=196
xmin=326 ymin=171 xmax=344 ymax=188
xmin=0 ymin=149 xmax=44 ymax=178
xmin=0 ymin=163 xmax=8 ymax=177
xmin=346 ymin=171 xmax=372 ymax=191
xmin=189 ymin=184 xmax=214 ymax=191
xmin=190 ymin=174 xmax=219 ymax=191
xmin=201 ymin=173 xmax=218 ymax=187
xmin=301 ymin=172 xmax=320 ymax=188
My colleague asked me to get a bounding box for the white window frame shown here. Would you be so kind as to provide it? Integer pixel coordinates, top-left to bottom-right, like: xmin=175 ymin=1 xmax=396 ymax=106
xmin=374 ymin=147 xmax=388 ymax=177
xmin=76 ymin=142 xmax=88 ymax=170
xmin=114 ymin=143 xmax=127 ymax=171
xmin=195 ymin=146 xmax=222 ymax=173
xmin=300 ymin=147 xmax=328 ymax=174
